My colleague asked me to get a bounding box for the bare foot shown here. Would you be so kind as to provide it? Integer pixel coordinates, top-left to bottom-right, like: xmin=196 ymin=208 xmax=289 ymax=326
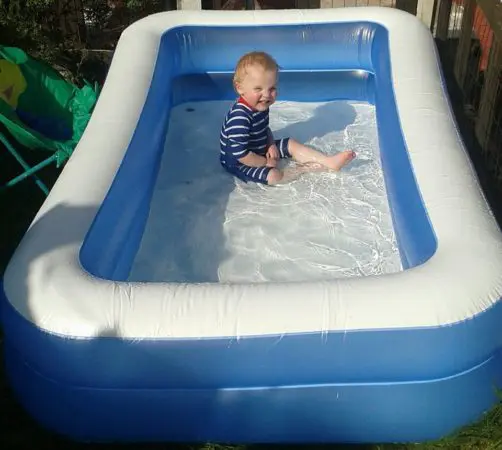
xmin=325 ymin=150 xmax=356 ymax=171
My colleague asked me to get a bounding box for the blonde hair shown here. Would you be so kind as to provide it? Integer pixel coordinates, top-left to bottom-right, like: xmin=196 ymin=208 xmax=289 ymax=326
xmin=233 ymin=51 xmax=279 ymax=86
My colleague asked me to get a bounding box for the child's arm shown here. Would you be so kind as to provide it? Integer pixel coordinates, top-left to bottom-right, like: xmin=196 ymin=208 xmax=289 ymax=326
xmin=267 ymin=127 xmax=275 ymax=145
xmin=236 ymin=127 xmax=275 ymax=167
xmin=225 ymin=112 xmax=274 ymax=167
xmin=266 ymin=127 xmax=279 ymax=160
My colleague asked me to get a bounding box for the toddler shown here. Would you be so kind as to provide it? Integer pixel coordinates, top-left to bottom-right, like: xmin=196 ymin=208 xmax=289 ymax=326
xmin=219 ymin=51 xmax=355 ymax=185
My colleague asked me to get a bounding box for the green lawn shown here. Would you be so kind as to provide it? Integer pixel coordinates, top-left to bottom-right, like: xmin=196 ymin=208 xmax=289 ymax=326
xmin=1 ymin=139 xmax=502 ymax=449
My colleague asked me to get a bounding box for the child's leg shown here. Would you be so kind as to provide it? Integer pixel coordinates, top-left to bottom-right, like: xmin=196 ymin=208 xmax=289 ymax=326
xmin=266 ymin=169 xmax=284 ymax=185
xmin=287 ymin=138 xmax=355 ymax=171
xmin=224 ymin=162 xmax=284 ymax=186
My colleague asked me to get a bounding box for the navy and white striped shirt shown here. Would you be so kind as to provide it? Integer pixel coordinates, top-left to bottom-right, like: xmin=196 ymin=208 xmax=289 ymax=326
xmin=220 ymin=98 xmax=269 ymax=168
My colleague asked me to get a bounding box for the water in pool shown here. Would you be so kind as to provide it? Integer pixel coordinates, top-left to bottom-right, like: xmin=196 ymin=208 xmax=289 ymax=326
xmin=128 ymin=99 xmax=402 ymax=283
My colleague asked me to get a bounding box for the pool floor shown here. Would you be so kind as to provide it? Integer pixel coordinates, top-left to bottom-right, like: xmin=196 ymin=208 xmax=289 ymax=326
xmin=128 ymin=100 xmax=402 ymax=283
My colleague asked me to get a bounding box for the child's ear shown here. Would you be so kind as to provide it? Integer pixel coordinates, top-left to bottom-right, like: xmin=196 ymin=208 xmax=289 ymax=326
xmin=234 ymin=81 xmax=243 ymax=95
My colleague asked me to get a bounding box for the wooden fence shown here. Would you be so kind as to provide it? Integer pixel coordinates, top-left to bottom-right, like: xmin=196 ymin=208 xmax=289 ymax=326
xmin=433 ymin=0 xmax=501 ymax=184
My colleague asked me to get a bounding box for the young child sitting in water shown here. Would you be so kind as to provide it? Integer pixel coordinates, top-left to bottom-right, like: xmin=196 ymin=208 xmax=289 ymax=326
xmin=219 ymin=51 xmax=355 ymax=185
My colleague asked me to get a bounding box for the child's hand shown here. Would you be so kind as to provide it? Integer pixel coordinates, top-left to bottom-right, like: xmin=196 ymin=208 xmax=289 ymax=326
xmin=266 ymin=154 xmax=278 ymax=168
xmin=266 ymin=145 xmax=280 ymax=161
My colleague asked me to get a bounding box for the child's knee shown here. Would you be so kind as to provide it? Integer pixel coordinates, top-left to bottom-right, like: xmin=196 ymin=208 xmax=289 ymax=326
xmin=286 ymin=138 xmax=299 ymax=156
xmin=267 ymin=168 xmax=283 ymax=185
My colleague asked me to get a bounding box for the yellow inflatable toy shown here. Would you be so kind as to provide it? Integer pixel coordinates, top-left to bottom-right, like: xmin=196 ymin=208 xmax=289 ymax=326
xmin=0 ymin=59 xmax=27 ymax=109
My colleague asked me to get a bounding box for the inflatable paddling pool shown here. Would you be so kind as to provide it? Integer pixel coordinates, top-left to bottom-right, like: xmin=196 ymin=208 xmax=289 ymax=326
xmin=2 ymin=7 xmax=502 ymax=444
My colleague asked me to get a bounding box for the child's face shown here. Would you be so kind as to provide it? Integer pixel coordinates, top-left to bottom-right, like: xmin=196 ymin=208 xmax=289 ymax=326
xmin=235 ymin=65 xmax=278 ymax=112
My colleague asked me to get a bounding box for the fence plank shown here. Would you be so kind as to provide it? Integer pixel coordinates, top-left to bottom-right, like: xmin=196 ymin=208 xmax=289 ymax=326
xmin=435 ymin=0 xmax=453 ymax=40
xmin=454 ymin=0 xmax=475 ymax=87
xmin=475 ymin=38 xmax=502 ymax=152
xmin=178 ymin=0 xmax=202 ymax=8
xmin=416 ymin=0 xmax=436 ymax=29
xmin=396 ymin=0 xmax=417 ymax=14
xmin=477 ymin=0 xmax=502 ymax=46
xmin=319 ymin=1 xmax=400 ymax=8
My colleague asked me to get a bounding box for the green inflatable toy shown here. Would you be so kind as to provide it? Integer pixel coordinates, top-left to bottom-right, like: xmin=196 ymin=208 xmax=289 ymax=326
xmin=0 ymin=45 xmax=99 ymax=194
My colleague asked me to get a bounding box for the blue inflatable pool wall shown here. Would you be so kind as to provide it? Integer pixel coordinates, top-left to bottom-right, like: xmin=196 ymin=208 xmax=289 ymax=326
xmin=80 ymin=22 xmax=437 ymax=281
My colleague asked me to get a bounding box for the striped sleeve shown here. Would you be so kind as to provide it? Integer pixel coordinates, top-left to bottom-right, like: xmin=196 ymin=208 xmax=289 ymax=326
xmin=223 ymin=109 xmax=252 ymax=159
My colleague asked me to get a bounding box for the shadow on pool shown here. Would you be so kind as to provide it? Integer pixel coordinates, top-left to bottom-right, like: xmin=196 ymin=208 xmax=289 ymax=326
xmin=274 ymin=100 xmax=358 ymax=145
